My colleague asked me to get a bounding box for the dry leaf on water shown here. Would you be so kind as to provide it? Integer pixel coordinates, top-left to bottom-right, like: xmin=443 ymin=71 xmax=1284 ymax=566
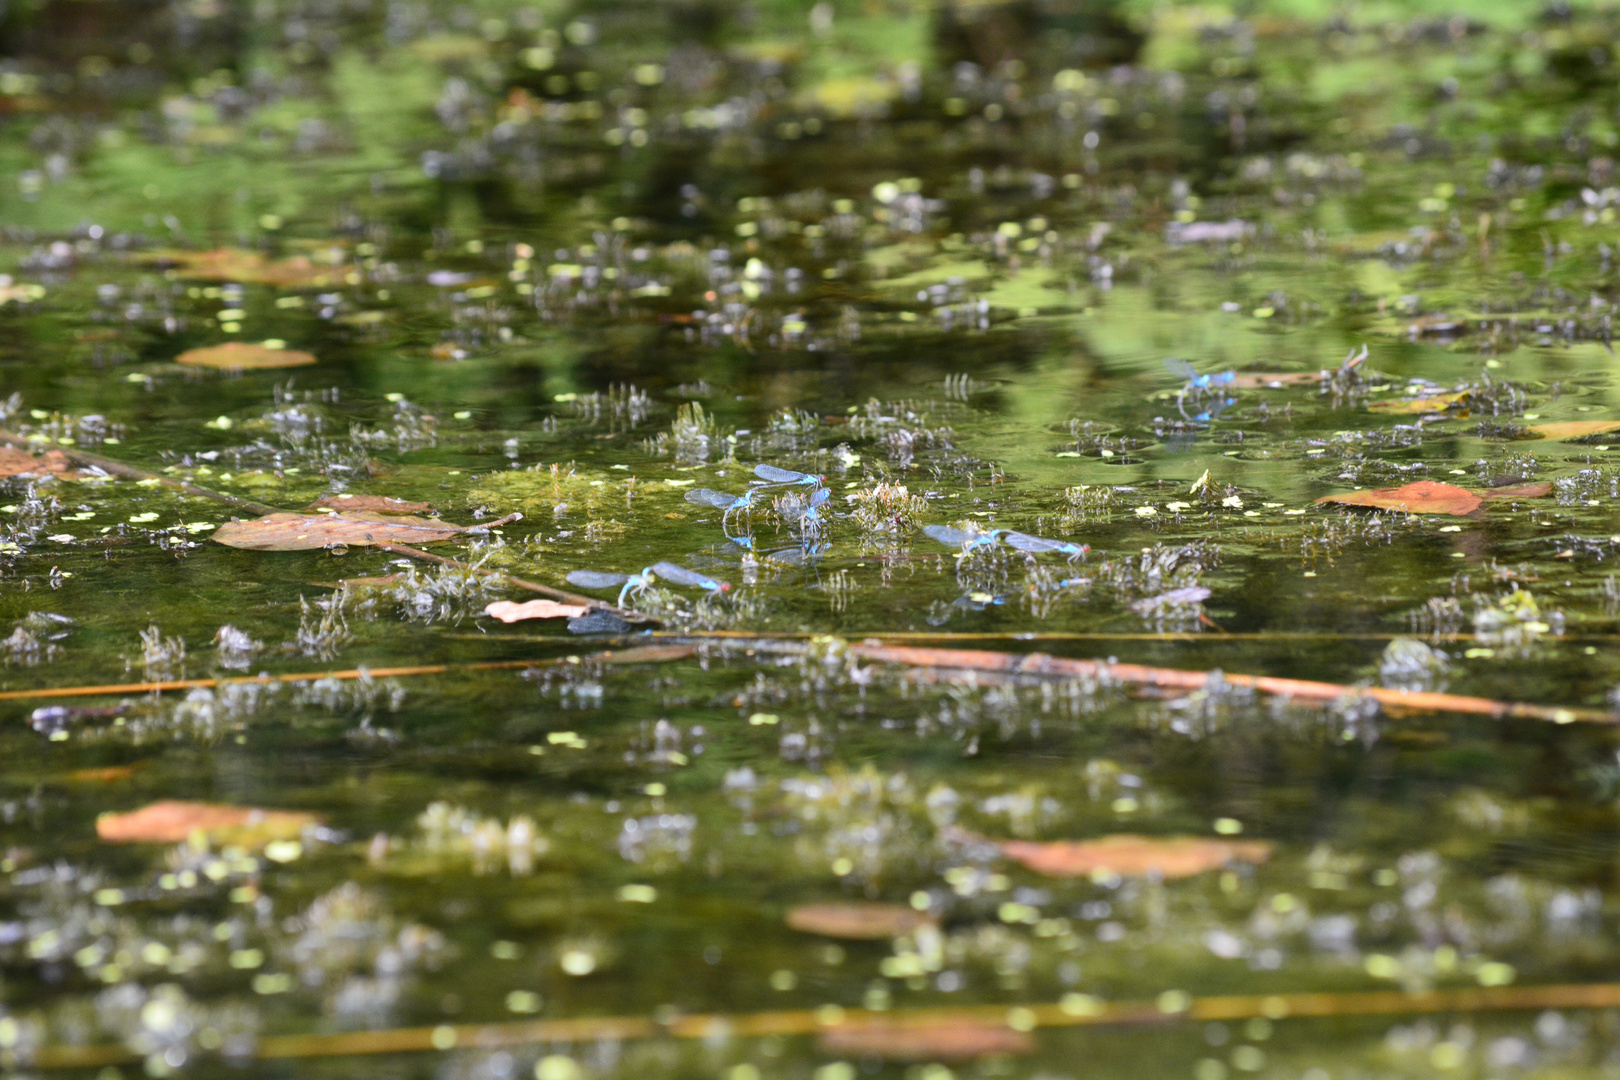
xmin=484 ymin=599 xmax=589 ymax=622
xmin=338 ymin=574 xmax=408 ymax=588
xmin=0 ymin=283 xmax=46 ymax=305
xmin=1226 ymin=371 xmax=1324 ymax=389
xmin=97 ymin=800 xmax=317 ymax=848
xmin=998 ymin=834 xmax=1273 ymax=879
xmin=0 ymin=447 xmax=79 ymax=480
xmin=63 ymin=764 xmax=144 ymax=784
xmin=785 ymin=902 xmax=935 ymax=940
xmin=176 ymin=343 xmax=317 ymax=371
xmin=818 ymin=1019 xmax=1033 ymax=1061
xmin=1367 ymin=391 xmax=1470 ymax=414
xmin=213 ymin=512 xmax=482 ymax=550
xmin=1316 ymin=480 xmax=1482 ymax=516
xmin=141 ymin=248 xmax=345 ymax=288
xmin=1480 ymin=483 xmax=1553 ymax=500
xmin=309 ymin=494 xmax=433 ymax=514
xmin=1526 ymin=420 xmax=1620 ymax=440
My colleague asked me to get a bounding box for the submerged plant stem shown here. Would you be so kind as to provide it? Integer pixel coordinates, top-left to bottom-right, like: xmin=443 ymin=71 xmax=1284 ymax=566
xmin=827 ymin=641 xmax=1616 ymax=725
xmin=0 ymin=645 xmax=696 ymax=702
xmin=0 ymin=634 xmax=1606 ymax=723
xmin=26 ymin=981 xmax=1620 ymax=1069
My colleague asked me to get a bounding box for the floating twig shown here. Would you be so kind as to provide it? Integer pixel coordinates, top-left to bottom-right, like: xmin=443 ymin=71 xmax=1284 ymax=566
xmin=834 ymin=641 xmax=1616 ymax=725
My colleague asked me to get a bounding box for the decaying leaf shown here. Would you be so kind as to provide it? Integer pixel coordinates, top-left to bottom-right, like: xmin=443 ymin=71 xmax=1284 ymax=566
xmin=338 ymin=574 xmax=408 ymax=588
xmin=785 ymin=902 xmax=935 ymax=940
xmin=176 ymin=343 xmax=318 ymax=371
xmin=818 ymin=1019 xmax=1033 ymax=1061
xmin=485 ymin=599 xmax=589 ymax=622
xmin=1526 ymin=420 xmax=1620 ymax=440
xmin=0 ymin=282 xmax=46 ymax=305
xmin=63 ymin=764 xmax=144 ymax=784
xmin=97 ymin=800 xmax=318 ymax=847
xmin=212 ymin=512 xmax=483 ymax=550
xmin=0 ymin=446 xmax=80 ymax=480
xmin=309 ymin=494 xmax=433 ymax=514
xmin=1316 ymin=480 xmax=1483 ymax=516
xmin=1480 ymin=483 xmax=1553 ymax=501
xmin=997 ymin=834 xmax=1273 ymax=879
xmin=1367 ymin=391 xmax=1470 ymax=414
xmin=140 ymin=248 xmax=346 ymax=288
xmin=1228 ymin=371 xmax=1325 ymax=388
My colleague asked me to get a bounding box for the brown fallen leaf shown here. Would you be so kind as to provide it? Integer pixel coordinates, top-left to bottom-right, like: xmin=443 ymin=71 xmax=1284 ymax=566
xmin=212 ymin=512 xmax=488 ymax=550
xmin=485 ymin=599 xmax=589 ymax=622
xmin=309 ymin=494 xmax=433 ymax=514
xmin=141 ymin=248 xmax=346 ymax=288
xmin=1368 ymin=391 xmax=1470 ymax=414
xmin=338 ymin=574 xmax=408 ymax=588
xmin=818 ymin=1019 xmax=1033 ymax=1061
xmin=785 ymin=902 xmax=935 ymax=940
xmin=97 ymin=800 xmax=317 ymax=848
xmin=1316 ymin=480 xmax=1482 ymax=516
xmin=1526 ymin=420 xmax=1620 ymax=440
xmin=0 ymin=447 xmax=80 ymax=480
xmin=1228 ymin=371 xmax=1325 ymax=388
xmin=1480 ymin=483 xmax=1553 ymax=501
xmin=0 ymin=282 xmax=45 ymax=305
xmin=176 ymin=343 xmax=318 ymax=371
xmin=997 ymin=834 xmax=1273 ymax=879
xmin=63 ymin=764 xmax=144 ymax=784
xmin=1407 ymin=314 xmax=1468 ymax=338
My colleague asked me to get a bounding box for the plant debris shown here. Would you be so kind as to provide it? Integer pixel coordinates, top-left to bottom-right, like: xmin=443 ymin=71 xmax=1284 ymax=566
xmin=96 ymin=800 xmax=318 ymax=848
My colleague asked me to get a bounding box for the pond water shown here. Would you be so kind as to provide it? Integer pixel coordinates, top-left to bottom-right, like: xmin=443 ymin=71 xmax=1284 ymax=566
xmin=4 ymin=0 xmax=1620 ymax=1077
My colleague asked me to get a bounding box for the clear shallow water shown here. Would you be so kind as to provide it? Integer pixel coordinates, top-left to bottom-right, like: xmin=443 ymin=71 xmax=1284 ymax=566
xmin=5 ymin=1 xmax=1620 ymax=1077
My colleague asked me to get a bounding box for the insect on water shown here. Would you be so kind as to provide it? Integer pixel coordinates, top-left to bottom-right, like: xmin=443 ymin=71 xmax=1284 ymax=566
xmin=649 ymin=562 xmax=730 ymax=596
xmin=1166 ymin=358 xmax=1238 ymax=424
xmin=752 ymin=463 xmax=826 ymax=489
xmin=780 ymin=487 xmax=832 ymax=539
xmin=684 ymin=487 xmax=761 ymax=535
xmin=565 ymin=567 xmax=657 ymax=607
xmin=922 ymin=524 xmax=1004 ymax=552
xmin=1001 ymin=531 xmax=1090 ymax=562
xmin=1164 ymin=357 xmax=1236 ymax=392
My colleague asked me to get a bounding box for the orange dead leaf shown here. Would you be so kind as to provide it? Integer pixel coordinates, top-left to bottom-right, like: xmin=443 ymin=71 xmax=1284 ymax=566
xmin=176 ymin=343 xmax=317 ymax=371
xmin=1228 ymin=371 xmax=1324 ymax=389
xmin=309 ymin=495 xmax=433 ymax=514
xmin=785 ymin=903 xmax=935 ymax=940
xmin=1368 ymin=391 xmax=1470 ymax=414
xmin=484 ymin=599 xmax=589 ymax=622
xmin=818 ymin=1019 xmax=1033 ymax=1061
xmin=339 ymin=574 xmax=408 ymax=588
xmin=997 ymin=834 xmax=1273 ymax=879
xmin=1316 ymin=480 xmax=1483 ymax=516
xmin=96 ymin=800 xmax=317 ymax=847
xmin=1526 ymin=421 xmax=1620 ymax=440
xmin=64 ymin=764 xmax=144 ymax=784
xmin=142 ymin=248 xmax=345 ymax=288
xmin=212 ymin=512 xmax=483 ymax=550
xmin=0 ymin=447 xmax=80 ymax=480
xmin=1480 ymin=483 xmax=1552 ymax=501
